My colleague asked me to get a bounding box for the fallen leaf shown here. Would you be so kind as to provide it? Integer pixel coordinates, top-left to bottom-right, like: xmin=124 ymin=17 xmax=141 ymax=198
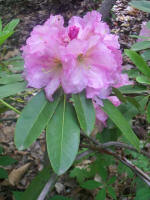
xmin=2 ymin=162 xmax=31 ymax=186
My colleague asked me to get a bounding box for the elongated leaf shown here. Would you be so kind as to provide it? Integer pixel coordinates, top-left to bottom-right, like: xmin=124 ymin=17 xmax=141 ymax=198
xmin=147 ymin=21 xmax=150 ymax=29
xmin=3 ymin=19 xmax=19 ymax=32
xmin=21 ymin=166 xmax=51 ymax=200
xmin=15 ymin=91 xmax=61 ymax=150
xmin=95 ymin=188 xmax=106 ymax=200
xmin=125 ymin=49 xmax=150 ymax=78
xmin=13 ymin=191 xmax=23 ymax=200
xmin=126 ymin=96 xmax=141 ymax=110
xmin=136 ymin=75 xmax=150 ymax=85
xmin=119 ymin=85 xmax=147 ymax=94
xmin=131 ymin=41 xmax=150 ymax=51
xmin=3 ymin=56 xmax=24 ymax=72
xmin=0 ymin=18 xmax=2 ymax=33
xmin=46 ymin=96 xmax=80 ymax=175
xmin=142 ymin=49 xmax=150 ymax=61
xmin=0 ymin=30 xmax=13 ymax=46
xmin=102 ymin=100 xmax=140 ymax=150
xmin=0 ymin=74 xmax=23 ymax=85
xmin=130 ymin=1 xmax=150 ymax=13
xmin=81 ymin=180 xmax=102 ymax=190
xmin=112 ymin=88 xmax=126 ymax=103
xmin=146 ymin=101 xmax=150 ymax=123
xmin=130 ymin=35 xmax=150 ymax=40
xmin=72 ymin=92 xmax=95 ymax=136
xmin=0 ymin=82 xmax=26 ymax=99
xmin=107 ymin=186 xmax=116 ymax=199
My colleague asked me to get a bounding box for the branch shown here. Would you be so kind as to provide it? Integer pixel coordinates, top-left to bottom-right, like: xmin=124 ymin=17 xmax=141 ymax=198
xmin=81 ymin=133 xmax=150 ymax=159
xmin=38 ymin=148 xmax=93 ymax=200
xmin=81 ymin=142 xmax=150 ymax=186
xmin=37 ymin=173 xmax=58 ymax=200
xmin=102 ymin=141 xmax=150 ymax=159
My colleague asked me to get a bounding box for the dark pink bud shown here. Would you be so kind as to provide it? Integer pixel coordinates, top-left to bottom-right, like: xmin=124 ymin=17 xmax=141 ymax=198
xmin=68 ymin=26 xmax=79 ymax=40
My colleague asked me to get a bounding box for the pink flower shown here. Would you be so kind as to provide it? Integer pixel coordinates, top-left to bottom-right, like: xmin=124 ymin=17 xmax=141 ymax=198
xmin=94 ymin=96 xmax=121 ymax=131
xmin=22 ymin=11 xmax=131 ymax=102
xmin=22 ymin=15 xmax=71 ymax=100
xmin=138 ymin=22 xmax=150 ymax=42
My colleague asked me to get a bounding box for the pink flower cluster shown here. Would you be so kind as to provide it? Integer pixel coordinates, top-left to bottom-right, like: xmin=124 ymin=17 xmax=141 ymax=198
xmin=22 ymin=11 xmax=131 ymax=127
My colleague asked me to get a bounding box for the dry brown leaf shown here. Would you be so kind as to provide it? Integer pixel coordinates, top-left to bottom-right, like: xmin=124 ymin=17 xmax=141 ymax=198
xmin=2 ymin=162 xmax=31 ymax=186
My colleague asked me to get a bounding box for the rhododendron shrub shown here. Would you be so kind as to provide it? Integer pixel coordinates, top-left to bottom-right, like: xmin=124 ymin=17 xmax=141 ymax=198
xmin=15 ymin=11 xmax=140 ymax=175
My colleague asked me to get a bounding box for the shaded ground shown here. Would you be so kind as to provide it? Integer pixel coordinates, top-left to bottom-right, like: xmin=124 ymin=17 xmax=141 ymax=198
xmin=0 ymin=0 xmax=150 ymax=199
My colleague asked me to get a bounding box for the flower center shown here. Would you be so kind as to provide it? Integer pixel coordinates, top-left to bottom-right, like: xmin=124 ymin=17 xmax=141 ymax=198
xmin=77 ymin=54 xmax=84 ymax=62
xmin=54 ymin=58 xmax=62 ymax=69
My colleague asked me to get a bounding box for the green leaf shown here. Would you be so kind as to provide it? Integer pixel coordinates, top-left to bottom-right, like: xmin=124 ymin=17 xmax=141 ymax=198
xmin=125 ymin=49 xmax=150 ymax=78
xmin=0 ymin=168 xmax=8 ymax=179
xmin=130 ymin=35 xmax=150 ymax=40
xmin=107 ymin=186 xmax=116 ymax=199
xmin=125 ymin=68 xmax=140 ymax=78
xmin=13 ymin=191 xmax=23 ymax=200
xmin=3 ymin=56 xmax=24 ymax=72
xmin=130 ymin=1 xmax=150 ymax=13
xmin=102 ymin=100 xmax=140 ymax=150
xmin=72 ymin=91 xmax=95 ymax=136
xmin=135 ymin=188 xmax=150 ymax=200
xmin=136 ymin=75 xmax=150 ymax=85
xmin=107 ymin=176 xmax=116 ymax=185
xmin=119 ymin=85 xmax=147 ymax=94
xmin=95 ymin=188 xmax=106 ymax=200
xmin=46 ymin=95 xmax=80 ymax=175
xmin=0 ymin=30 xmax=14 ymax=46
xmin=0 ymin=156 xmax=17 ymax=166
xmin=141 ymin=49 xmax=150 ymax=61
xmin=81 ymin=180 xmax=101 ymax=190
xmin=0 ymin=18 xmax=2 ymax=32
xmin=21 ymin=166 xmax=51 ymax=200
xmin=0 ymin=82 xmax=26 ymax=99
xmin=131 ymin=41 xmax=150 ymax=51
xmin=126 ymin=96 xmax=141 ymax=111
xmin=112 ymin=88 xmax=126 ymax=103
xmin=146 ymin=101 xmax=150 ymax=123
xmin=15 ymin=91 xmax=61 ymax=150
xmin=0 ymin=146 xmax=3 ymax=154
xmin=0 ymin=74 xmax=23 ymax=85
xmin=147 ymin=21 xmax=150 ymax=29
xmin=3 ymin=19 xmax=19 ymax=32
xmin=70 ymin=168 xmax=88 ymax=184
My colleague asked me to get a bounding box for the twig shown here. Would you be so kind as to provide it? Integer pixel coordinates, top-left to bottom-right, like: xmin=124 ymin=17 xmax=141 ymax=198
xmin=38 ymin=149 xmax=93 ymax=200
xmin=81 ymin=132 xmax=150 ymax=159
xmin=37 ymin=173 xmax=58 ymax=200
xmin=76 ymin=149 xmax=93 ymax=161
xmin=0 ymin=99 xmax=21 ymax=114
xmin=81 ymin=143 xmax=150 ymax=186
xmin=38 ymin=133 xmax=150 ymax=199
xmin=102 ymin=141 xmax=150 ymax=159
